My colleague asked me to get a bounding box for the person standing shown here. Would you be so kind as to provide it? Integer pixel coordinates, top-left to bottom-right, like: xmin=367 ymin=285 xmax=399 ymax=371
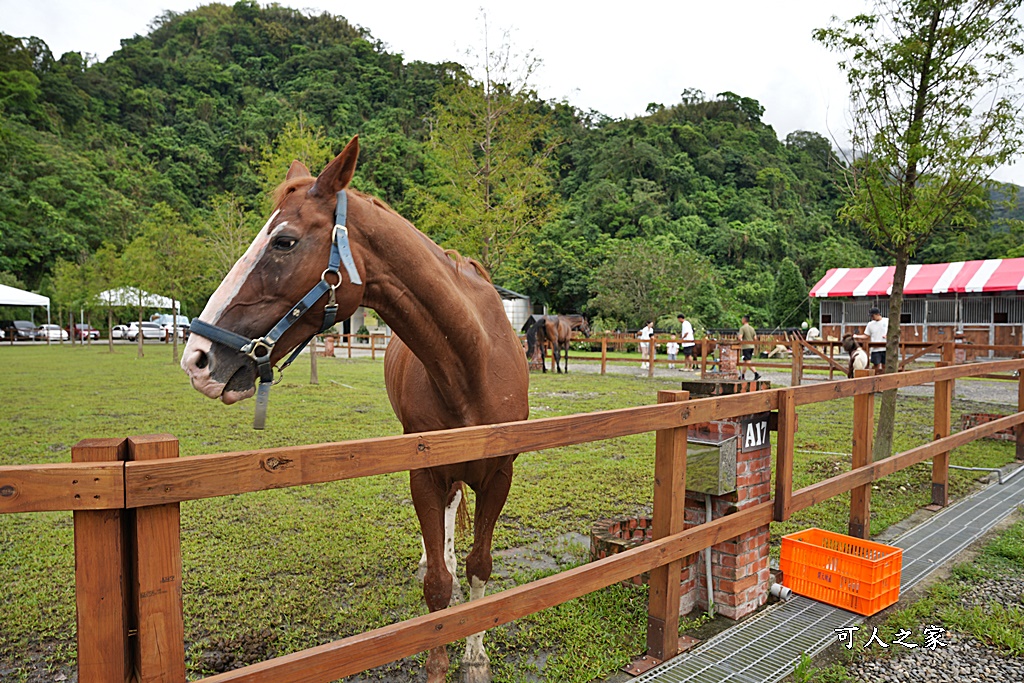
xmin=678 ymin=313 xmax=696 ymax=370
xmin=638 ymin=321 xmax=654 ymax=369
xmin=863 ymin=307 xmax=888 ymax=372
xmin=738 ymin=315 xmax=759 ymax=381
xmin=666 ymin=335 xmax=679 ymax=369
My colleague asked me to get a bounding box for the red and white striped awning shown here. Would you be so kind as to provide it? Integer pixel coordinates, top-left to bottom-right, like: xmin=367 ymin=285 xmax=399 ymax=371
xmin=809 ymin=258 xmax=1024 ymax=298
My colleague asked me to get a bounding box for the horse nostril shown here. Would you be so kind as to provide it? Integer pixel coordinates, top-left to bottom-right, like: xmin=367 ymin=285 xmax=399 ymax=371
xmin=195 ymin=350 xmax=209 ymax=370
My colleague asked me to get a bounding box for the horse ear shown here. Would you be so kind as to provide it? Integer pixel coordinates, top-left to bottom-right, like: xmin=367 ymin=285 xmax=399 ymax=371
xmin=309 ymin=135 xmax=359 ymax=197
xmin=286 ymin=160 xmax=310 ymax=180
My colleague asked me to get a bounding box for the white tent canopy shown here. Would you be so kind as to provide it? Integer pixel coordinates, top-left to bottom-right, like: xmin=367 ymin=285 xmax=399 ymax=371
xmin=97 ymin=287 xmax=176 ymax=309
xmin=0 ymin=283 xmax=50 ymax=308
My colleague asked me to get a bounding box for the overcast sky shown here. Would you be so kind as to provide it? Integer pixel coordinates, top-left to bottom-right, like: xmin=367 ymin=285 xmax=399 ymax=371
xmin=4 ymin=0 xmax=1023 ymax=185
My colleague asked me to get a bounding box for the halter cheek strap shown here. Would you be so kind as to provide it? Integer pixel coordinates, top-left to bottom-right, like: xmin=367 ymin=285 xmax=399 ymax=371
xmin=189 ymin=190 xmax=361 ymax=429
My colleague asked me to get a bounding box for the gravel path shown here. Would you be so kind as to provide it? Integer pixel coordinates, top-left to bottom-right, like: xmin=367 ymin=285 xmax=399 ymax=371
xmin=848 ymin=631 xmax=1024 ymax=683
xmin=843 ymin=570 xmax=1024 ymax=682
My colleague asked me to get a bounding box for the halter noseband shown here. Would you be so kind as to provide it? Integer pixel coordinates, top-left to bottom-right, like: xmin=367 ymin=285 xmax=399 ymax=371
xmin=189 ymin=190 xmax=362 ymax=429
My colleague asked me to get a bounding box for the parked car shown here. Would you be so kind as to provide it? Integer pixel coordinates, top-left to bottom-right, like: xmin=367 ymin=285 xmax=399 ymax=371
xmin=34 ymin=324 xmax=69 ymax=341
xmin=125 ymin=321 xmax=165 ymax=341
xmin=150 ymin=314 xmax=191 ymax=339
xmin=111 ymin=324 xmax=129 ymax=340
xmin=68 ymin=323 xmax=100 ymax=341
xmin=0 ymin=320 xmax=38 ymax=340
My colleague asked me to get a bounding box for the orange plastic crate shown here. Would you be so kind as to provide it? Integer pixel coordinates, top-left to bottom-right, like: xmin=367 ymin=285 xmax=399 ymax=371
xmin=779 ymin=528 xmax=902 ymax=616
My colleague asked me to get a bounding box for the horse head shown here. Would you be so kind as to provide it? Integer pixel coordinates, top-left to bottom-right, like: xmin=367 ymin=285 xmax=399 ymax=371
xmin=182 ymin=136 xmax=366 ymax=404
xmin=525 ymin=317 xmax=540 ymax=361
xmin=578 ymin=317 xmax=592 ymax=338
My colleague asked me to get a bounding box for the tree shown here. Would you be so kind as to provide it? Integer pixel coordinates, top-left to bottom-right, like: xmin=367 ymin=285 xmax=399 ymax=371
xmin=255 ymin=116 xmax=334 ymax=214
xmin=588 ymin=240 xmax=712 ymax=328
xmin=413 ymin=15 xmax=561 ymax=282
xmin=815 ymin=0 xmax=1024 ymax=459
xmin=772 ymin=258 xmax=808 ymax=328
xmin=83 ymin=244 xmax=123 ymax=352
xmin=124 ymin=203 xmax=207 ymax=362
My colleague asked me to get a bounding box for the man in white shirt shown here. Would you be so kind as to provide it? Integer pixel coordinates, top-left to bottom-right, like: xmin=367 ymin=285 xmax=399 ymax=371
xmin=638 ymin=321 xmax=654 ymax=369
xmin=863 ymin=307 xmax=889 ymax=372
xmin=677 ymin=313 xmax=696 ymax=370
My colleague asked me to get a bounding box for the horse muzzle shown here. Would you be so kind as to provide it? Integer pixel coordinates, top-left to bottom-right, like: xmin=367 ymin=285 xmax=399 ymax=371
xmin=181 ymin=335 xmax=257 ymax=404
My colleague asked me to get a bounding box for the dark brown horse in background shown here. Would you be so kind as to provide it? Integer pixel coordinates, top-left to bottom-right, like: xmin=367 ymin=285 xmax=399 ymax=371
xmin=524 ymin=314 xmax=591 ymax=373
xmin=181 ymin=137 xmax=529 ymax=683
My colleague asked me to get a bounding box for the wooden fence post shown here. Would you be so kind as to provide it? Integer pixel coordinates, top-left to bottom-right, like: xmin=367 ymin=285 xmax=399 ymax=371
xmin=347 ymin=332 xmax=353 ymax=359
xmin=849 ymin=370 xmax=875 ymax=538
xmin=648 ymin=338 xmax=656 ymax=378
xmin=790 ymin=340 xmax=803 ymax=387
xmin=828 ymin=342 xmax=835 ymax=381
xmin=646 ymin=390 xmax=689 ymax=662
xmin=74 ymin=438 xmax=132 ymax=683
xmin=371 ymin=334 xmax=377 ymax=361
xmin=1017 ymin=356 xmax=1024 ymax=462
xmin=942 ymin=341 xmax=955 ymax=365
xmin=127 ymin=435 xmax=186 ymax=683
xmin=601 ymin=337 xmax=607 ymax=375
xmin=773 ymin=389 xmax=797 ymax=522
xmin=931 ymin=362 xmax=953 ymax=507
xmin=701 ymin=340 xmax=709 ymax=378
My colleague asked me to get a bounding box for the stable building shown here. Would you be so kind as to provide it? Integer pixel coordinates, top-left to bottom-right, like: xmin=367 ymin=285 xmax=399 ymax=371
xmin=809 ymin=258 xmax=1024 ymax=356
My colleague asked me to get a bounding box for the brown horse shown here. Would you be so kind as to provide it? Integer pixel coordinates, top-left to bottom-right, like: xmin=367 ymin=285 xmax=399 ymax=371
xmin=180 ymin=136 xmax=529 ymax=683
xmin=525 ymin=314 xmax=591 ymax=373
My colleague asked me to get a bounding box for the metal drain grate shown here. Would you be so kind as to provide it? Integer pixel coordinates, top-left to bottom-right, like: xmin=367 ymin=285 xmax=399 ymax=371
xmin=636 ymin=465 xmax=1024 ymax=683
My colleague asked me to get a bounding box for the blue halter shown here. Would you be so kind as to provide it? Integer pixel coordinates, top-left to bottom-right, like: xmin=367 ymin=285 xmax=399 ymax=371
xmin=189 ymin=190 xmax=362 ymax=429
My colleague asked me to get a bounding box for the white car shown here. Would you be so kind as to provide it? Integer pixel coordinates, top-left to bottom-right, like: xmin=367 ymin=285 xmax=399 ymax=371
xmin=126 ymin=322 xmax=166 ymax=341
xmin=111 ymin=324 xmax=129 ymax=340
xmin=34 ymin=324 xmax=68 ymax=341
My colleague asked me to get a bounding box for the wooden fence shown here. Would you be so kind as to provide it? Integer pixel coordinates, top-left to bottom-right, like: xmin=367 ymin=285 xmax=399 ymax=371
xmin=536 ymin=337 xmax=1024 ymax=385
xmin=3 ymin=359 xmax=1024 ymax=682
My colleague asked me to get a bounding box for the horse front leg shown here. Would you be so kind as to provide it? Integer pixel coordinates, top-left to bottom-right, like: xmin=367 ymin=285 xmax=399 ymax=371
xmin=554 ymin=343 xmax=563 ymax=374
xmin=411 ymin=470 xmax=455 ymax=683
xmin=462 ymin=460 xmax=514 ymax=683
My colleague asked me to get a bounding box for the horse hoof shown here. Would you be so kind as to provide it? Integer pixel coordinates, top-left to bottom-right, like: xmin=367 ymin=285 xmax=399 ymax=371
xmin=461 ymin=659 xmax=492 ymax=683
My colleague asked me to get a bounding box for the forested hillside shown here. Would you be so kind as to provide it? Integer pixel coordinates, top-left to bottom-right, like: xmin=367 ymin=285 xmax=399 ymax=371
xmin=2 ymin=1 xmax=1021 ymax=329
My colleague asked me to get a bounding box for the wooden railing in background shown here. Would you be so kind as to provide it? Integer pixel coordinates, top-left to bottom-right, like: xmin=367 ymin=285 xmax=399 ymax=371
xmin=3 ymin=359 xmax=1024 ymax=682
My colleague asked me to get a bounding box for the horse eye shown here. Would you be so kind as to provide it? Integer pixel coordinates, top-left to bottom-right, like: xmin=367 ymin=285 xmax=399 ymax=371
xmin=273 ymin=236 xmax=298 ymax=251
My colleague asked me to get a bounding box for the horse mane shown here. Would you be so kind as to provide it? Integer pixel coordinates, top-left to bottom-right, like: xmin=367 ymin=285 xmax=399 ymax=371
xmin=269 ymin=182 xmax=493 ymax=284
xmin=443 ymin=249 xmax=492 ymax=283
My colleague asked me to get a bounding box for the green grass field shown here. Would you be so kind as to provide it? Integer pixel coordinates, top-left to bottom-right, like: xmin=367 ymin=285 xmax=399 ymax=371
xmin=0 ymin=344 xmax=1016 ymax=682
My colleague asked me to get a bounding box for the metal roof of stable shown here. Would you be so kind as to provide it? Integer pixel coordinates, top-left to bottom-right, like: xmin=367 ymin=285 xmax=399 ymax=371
xmin=810 ymin=258 xmax=1024 ymax=298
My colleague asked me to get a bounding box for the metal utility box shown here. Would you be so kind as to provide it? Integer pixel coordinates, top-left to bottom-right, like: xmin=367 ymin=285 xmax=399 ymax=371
xmin=685 ymin=434 xmax=738 ymax=496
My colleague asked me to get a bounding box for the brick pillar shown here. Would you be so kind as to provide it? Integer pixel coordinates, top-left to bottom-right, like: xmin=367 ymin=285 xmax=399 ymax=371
xmin=678 ymin=378 xmax=772 ymax=620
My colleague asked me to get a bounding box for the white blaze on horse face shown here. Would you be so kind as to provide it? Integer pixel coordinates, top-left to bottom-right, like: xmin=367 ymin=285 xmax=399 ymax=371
xmin=200 ymin=210 xmax=282 ymax=323
xmin=181 ymin=211 xmax=281 ymax=399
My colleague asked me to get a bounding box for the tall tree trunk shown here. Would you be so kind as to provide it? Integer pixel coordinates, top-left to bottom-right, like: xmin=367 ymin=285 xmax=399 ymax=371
xmin=107 ymin=309 xmax=114 ymax=353
xmin=171 ymin=298 xmax=179 ymax=364
xmin=137 ymin=295 xmax=144 ymax=359
xmin=873 ymin=244 xmax=909 ymax=461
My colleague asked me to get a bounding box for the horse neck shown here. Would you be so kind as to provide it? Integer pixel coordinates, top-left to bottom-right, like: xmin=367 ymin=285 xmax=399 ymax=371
xmin=351 ymin=196 xmax=495 ymax=391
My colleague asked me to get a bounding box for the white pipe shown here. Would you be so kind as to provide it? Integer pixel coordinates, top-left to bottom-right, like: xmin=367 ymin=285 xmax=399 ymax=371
xmin=704 ymin=493 xmax=715 ymax=618
xmin=770 ymin=582 xmax=793 ymax=600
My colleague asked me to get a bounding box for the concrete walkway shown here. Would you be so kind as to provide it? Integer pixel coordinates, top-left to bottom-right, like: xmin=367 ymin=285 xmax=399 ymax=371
xmin=628 ymin=461 xmax=1024 ymax=683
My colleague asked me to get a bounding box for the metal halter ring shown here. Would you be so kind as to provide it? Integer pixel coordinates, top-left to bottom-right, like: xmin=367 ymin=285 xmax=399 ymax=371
xmin=244 ymin=338 xmax=275 ymax=363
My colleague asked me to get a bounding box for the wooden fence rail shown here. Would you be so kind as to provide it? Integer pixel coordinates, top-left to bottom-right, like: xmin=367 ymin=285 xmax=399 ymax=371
xmin=2 ymin=357 xmax=1024 ymax=682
